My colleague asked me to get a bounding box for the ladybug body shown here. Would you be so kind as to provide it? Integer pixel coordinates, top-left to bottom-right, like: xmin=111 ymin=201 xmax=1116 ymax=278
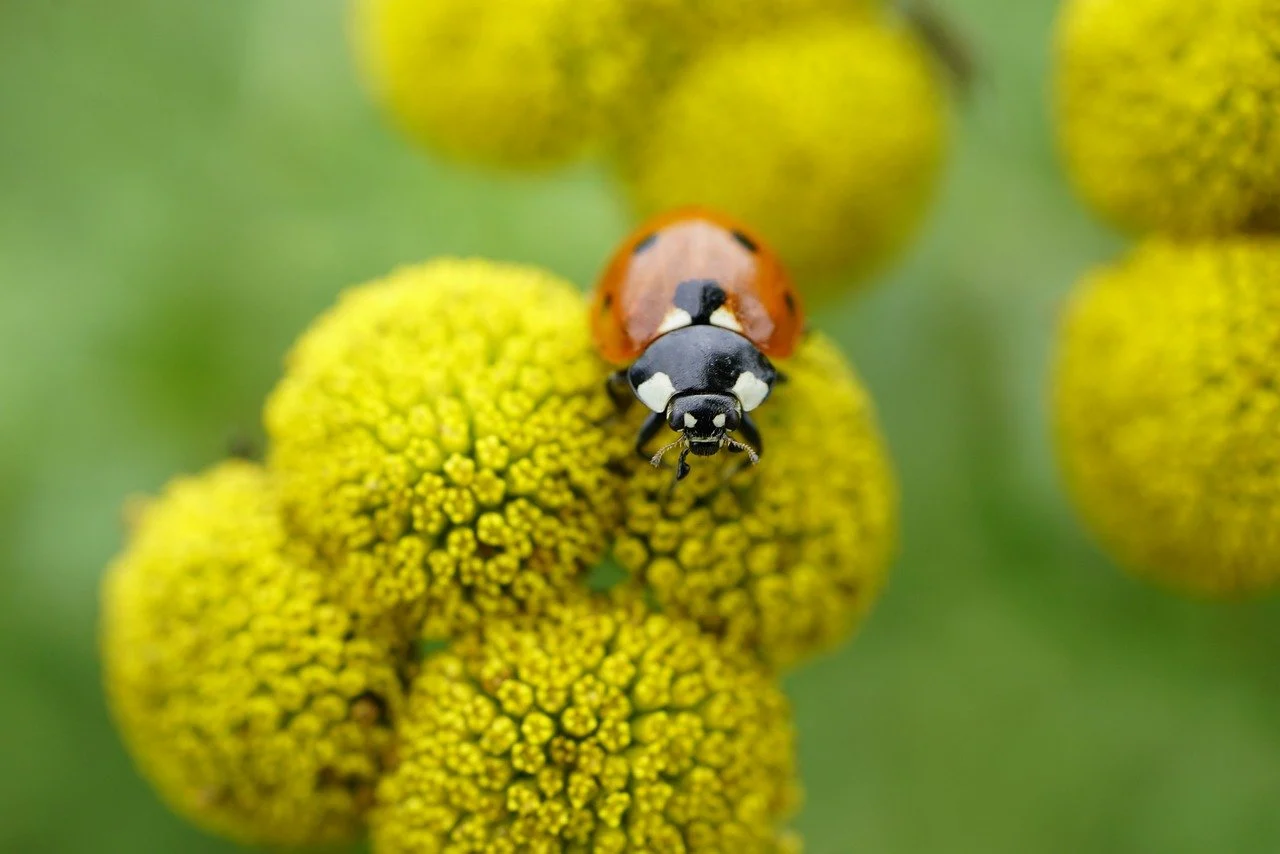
xmin=591 ymin=207 xmax=804 ymax=480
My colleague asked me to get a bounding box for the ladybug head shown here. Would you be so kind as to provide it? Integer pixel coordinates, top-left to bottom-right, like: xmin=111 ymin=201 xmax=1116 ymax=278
xmin=649 ymin=392 xmax=761 ymax=481
xmin=667 ymin=393 xmax=741 ymax=456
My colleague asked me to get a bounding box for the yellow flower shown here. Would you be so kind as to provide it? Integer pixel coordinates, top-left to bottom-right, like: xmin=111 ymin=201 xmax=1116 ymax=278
xmin=618 ymin=17 xmax=949 ymax=294
xmin=1054 ymin=237 xmax=1280 ymax=596
xmin=617 ymin=0 xmax=878 ymax=110
xmin=1055 ymin=0 xmax=1280 ymax=235
xmin=101 ymin=461 xmax=404 ymax=847
xmin=352 ymin=0 xmax=642 ymax=168
xmin=614 ymin=336 xmax=897 ymax=671
xmin=372 ymin=597 xmax=800 ymax=853
xmin=265 ymin=259 xmax=629 ymax=638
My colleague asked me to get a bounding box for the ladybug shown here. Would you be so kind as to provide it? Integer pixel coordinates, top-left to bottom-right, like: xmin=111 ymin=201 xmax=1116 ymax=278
xmin=591 ymin=207 xmax=805 ymax=481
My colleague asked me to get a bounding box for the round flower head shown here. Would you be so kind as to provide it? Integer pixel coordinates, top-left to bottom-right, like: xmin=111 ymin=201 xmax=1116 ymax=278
xmin=1055 ymin=0 xmax=1280 ymax=235
xmin=372 ymin=597 xmax=800 ymax=853
xmin=614 ymin=335 xmax=897 ymax=671
xmin=265 ymin=259 xmax=628 ymax=638
xmin=352 ymin=0 xmax=641 ymax=168
xmin=617 ymin=0 xmax=878 ymax=111
xmin=101 ymin=461 xmax=404 ymax=847
xmin=1055 ymin=237 xmax=1280 ymax=596
xmin=619 ymin=18 xmax=949 ymax=293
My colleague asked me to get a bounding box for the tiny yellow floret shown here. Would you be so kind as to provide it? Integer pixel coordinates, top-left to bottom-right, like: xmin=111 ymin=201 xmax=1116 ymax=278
xmin=101 ymin=461 xmax=404 ymax=847
xmin=372 ymin=597 xmax=801 ymax=853
xmin=265 ymin=259 xmax=629 ymax=639
xmin=619 ymin=18 xmax=949 ymax=293
xmin=1055 ymin=0 xmax=1280 ymax=235
xmin=615 ymin=335 xmax=897 ymax=671
xmin=352 ymin=0 xmax=642 ymax=168
xmin=1055 ymin=237 xmax=1280 ymax=596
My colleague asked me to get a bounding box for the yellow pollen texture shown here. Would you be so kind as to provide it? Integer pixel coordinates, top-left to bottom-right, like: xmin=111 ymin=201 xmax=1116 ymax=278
xmin=264 ymin=259 xmax=630 ymax=639
xmin=1055 ymin=237 xmax=1280 ymax=596
xmin=100 ymin=461 xmax=405 ymax=847
xmin=371 ymin=597 xmax=801 ymax=853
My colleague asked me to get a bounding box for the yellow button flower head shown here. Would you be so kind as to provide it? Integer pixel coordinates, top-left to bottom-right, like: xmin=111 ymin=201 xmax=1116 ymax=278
xmin=1055 ymin=237 xmax=1280 ymax=596
xmin=1055 ymin=0 xmax=1280 ymax=235
xmin=372 ymin=597 xmax=800 ymax=853
xmin=101 ymin=461 xmax=404 ymax=847
xmin=620 ymin=0 xmax=878 ymax=107
xmin=614 ymin=336 xmax=897 ymax=671
xmin=265 ymin=259 xmax=628 ymax=638
xmin=619 ymin=18 xmax=949 ymax=293
xmin=353 ymin=0 xmax=641 ymax=168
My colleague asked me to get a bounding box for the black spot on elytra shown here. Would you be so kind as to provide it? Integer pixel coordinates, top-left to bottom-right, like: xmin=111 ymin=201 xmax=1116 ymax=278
xmin=633 ymin=233 xmax=658 ymax=254
xmin=784 ymin=291 xmax=796 ymax=315
xmin=601 ymin=292 xmax=613 ymax=312
xmin=730 ymin=229 xmax=758 ymax=253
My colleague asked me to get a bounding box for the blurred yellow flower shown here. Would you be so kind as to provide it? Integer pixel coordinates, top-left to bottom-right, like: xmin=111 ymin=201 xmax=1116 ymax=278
xmin=1055 ymin=237 xmax=1280 ymax=596
xmin=265 ymin=259 xmax=629 ymax=638
xmin=101 ymin=461 xmax=404 ymax=847
xmin=372 ymin=597 xmax=800 ymax=853
xmin=352 ymin=0 xmax=641 ymax=168
xmin=619 ymin=18 xmax=949 ymax=294
xmin=1055 ymin=0 xmax=1280 ymax=236
xmin=614 ymin=335 xmax=897 ymax=670
xmin=618 ymin=0 xmax=878 ymax=109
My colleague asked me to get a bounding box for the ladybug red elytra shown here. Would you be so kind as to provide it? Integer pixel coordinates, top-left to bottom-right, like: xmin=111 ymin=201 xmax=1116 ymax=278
xmin=591 ymin=207 xmax=805 ymax=481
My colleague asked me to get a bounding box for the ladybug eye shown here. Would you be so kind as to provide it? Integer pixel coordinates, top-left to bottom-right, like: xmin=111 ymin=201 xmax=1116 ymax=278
xmin=730 ymin=230 xmax=758 ymax=253
xmin=632 ymin=233 xmax=658 ymax=254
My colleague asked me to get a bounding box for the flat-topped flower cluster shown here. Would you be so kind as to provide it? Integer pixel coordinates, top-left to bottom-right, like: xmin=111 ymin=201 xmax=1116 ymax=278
xmin=103 ymin=258 xmax=897 ymax=850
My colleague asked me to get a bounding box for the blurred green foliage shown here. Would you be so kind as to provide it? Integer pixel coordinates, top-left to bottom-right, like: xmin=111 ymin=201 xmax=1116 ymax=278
xmin=2 ymin=1 xmax=1279 ymax=852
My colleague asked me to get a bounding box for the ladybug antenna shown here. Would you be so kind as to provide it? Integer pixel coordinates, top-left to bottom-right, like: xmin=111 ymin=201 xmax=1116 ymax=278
xmin=724 ymin=437 xmax=760 ymax=466
xmin=649 ymin=435 xmax=686 ymax=469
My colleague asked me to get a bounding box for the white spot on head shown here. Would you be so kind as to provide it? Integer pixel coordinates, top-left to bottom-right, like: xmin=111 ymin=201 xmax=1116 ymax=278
xmin=636 ymin=372 xmax=677 ymax=413
xmin=657 ymin=307 xmax=694 ymax=335
xmin=683 ymin=412 xmax=698 ymax=428
xmin=709 ymin=306 xmax=743 ymax=333
xmin=732 ymin=371 xmax=771 ymax=412
xmin=713 ymin=413 xmax=727 ymax=429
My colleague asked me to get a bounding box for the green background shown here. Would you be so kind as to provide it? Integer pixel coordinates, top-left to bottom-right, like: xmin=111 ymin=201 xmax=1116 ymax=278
xmin=3 ymin=1 xmax=1279 ymax=852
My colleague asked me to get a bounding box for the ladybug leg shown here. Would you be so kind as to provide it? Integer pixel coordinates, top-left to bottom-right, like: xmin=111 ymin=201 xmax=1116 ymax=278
xmin=773 ymin=369 xmax=789 ymax=385
xmin=606 ymin=370 xmax=634 ymax=413
xmin=675 ymin=446 xmax=692 ymax=482
xmin=738 ymin=414 xmax=764 ymax=460
xmin=635 ymin=411 xmax=665 ymax=459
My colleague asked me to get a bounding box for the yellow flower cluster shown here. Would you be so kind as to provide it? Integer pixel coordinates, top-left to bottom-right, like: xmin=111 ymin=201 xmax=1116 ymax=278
xmin=1055 ymin=238 xmax=1280 ymax=596
xmin=105 ymin=256 xmax=897 ymax=849
xmin=1053 ymin=0 xmax=1280 ymax=595
xmin=615 ymin=336 xmax=897 ymax=670
xmin=265 ymin=259 xmax=629 ymax=639
xmin=1055 ymin=0 xmax=1280 ymax=235
xmin=101 ymin=461 xmax=404 ymax=847
xmin=352 ymin=0 xmax=878 ymax=170
xmin=620 ymin=18 xmax=948 ymax=290
xmin=353 ymin=0 xmax=949 ymax=291
xmin=372 ymin=597 xmax=800 ymax=853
